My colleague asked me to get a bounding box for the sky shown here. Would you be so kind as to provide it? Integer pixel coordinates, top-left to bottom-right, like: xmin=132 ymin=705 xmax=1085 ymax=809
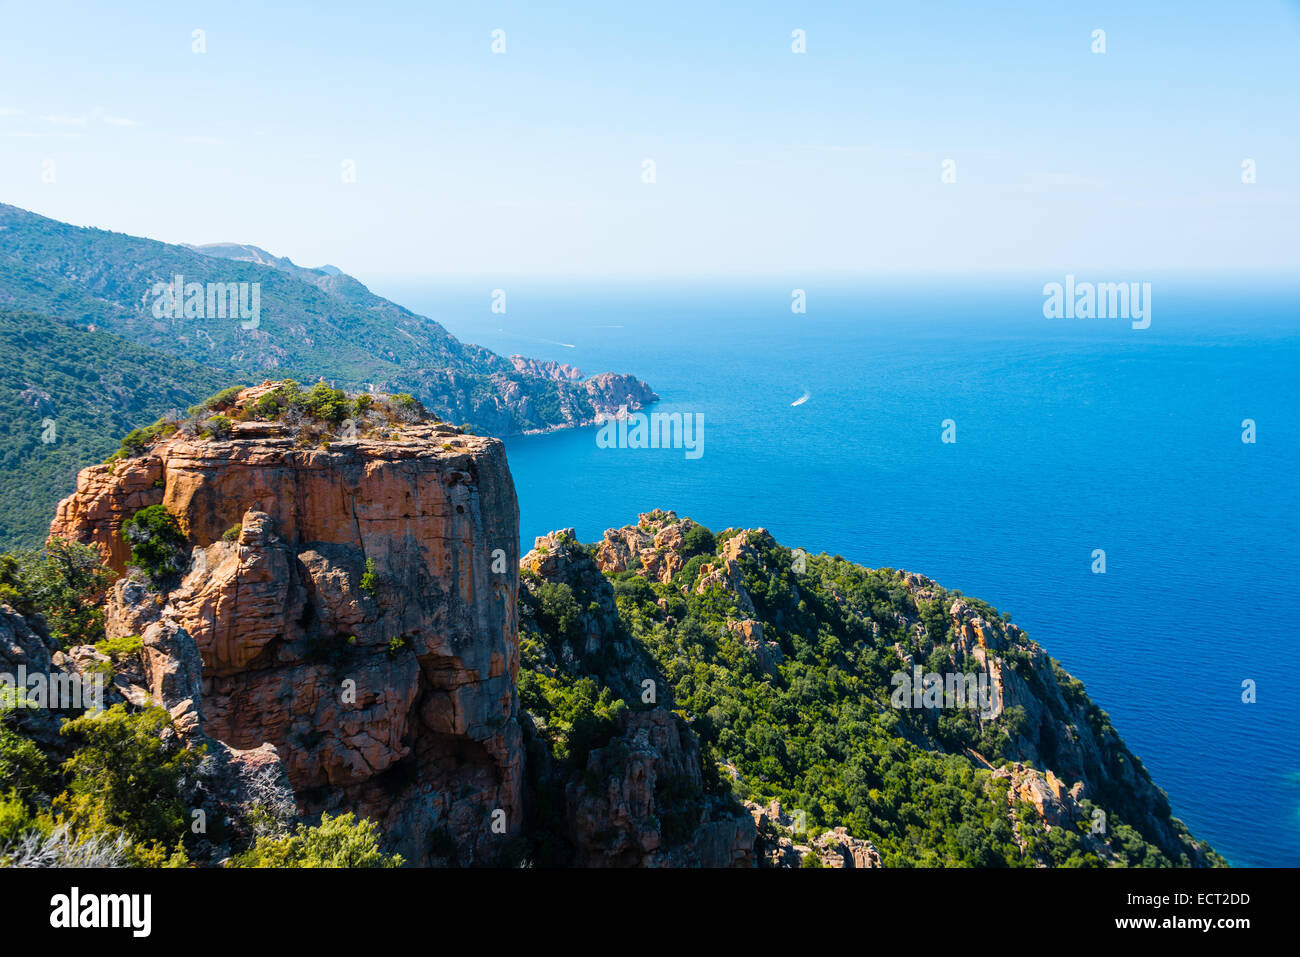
xmin=1 ymin=0 xmax=1298 ymax=280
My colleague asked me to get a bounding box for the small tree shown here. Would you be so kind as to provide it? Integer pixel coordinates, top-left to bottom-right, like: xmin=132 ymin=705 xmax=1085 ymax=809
xmin=0 ymin=539 xmax=114 ymax=648
xmin=302 ymin=382 xmax=351 ymax=423
xmin=681 ymin=524 xmax=716 ymax=558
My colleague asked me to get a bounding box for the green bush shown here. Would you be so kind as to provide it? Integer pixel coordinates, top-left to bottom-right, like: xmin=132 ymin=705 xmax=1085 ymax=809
xmin=0 ymin=709 xmax=53 ymax=798
xmin=359 ymin=558 xmax=379 ymax=596
xmin=227 ymin=811 xmax=404 ymax=868
xmin=192 ymin=385 xmax=244 ymax=413
xmin=108 ymin=419 xmax=177 ymax=462
xmin=534 ymin=581 xmax=581 ymax=646
xmin=0 ymin=538 xmax=114 ymax=648
xmin=250 ymin=380 xmax=303 ymax=420
xmin=122 ymin=505 xmax=188 ymax=587
xmin=202 ymin=414 xmax=233 ymax=438
xmin=94 ymin=633 xmax=143 ymax=663
xmin=681 ymin=524 xmax=716 ymax=558
xmin=55 ymin=704 xmax=198 ymax=866
xmin=301 ymin=382 xmax=351 ymax=423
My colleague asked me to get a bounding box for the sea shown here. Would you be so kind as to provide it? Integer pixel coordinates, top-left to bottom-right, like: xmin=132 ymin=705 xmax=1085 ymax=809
xmin=377 ymin=274 xmax=1300 ymax=867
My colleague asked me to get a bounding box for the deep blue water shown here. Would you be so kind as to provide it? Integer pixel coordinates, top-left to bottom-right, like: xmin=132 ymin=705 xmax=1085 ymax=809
xmin=379 ymin=275 xmax=1299 ymax=867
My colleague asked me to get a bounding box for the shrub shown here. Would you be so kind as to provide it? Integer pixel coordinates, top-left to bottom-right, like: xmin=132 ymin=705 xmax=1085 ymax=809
xmin=222 ymin=523 xmax=243 ymax=542
xmin=122 ymin=505 xmax=188 ymax=588
xmin=107 ymin=419 xmax=177 ymax=462
xmin=675 ymin=554 xmax=709 ymax=589
xmin=250 ymin=380 xmax=304 ymax=420
xmin=226 ymin=812 xmax=404 ymax=868
xmin=359 ymin=558 xmax=379 ymax=597
xmin=0 ymin=820 xmax=132 ymax=868
xmin=681 ymin=524 xmax=716 ymax=558
xmin=188 ymin=385 xmax=245 ymax=416
xmin=534 ymin=581 xmax=581 ymax=645
xmin=390 ymin=393 xmax=423 ymax=424
xmin=202 ymin=414 xmax=233 ymax=438
xmin=94 ymin=633 xmax=143 ymax=663
xmin=55 ymin=704 xmax=199 ymax=865
xmin=302 ymin=382 xmax=351 ymax=423
xmin=0 ymin=555 xmax=30 ymax=614
xmin=0 ymin=712 xmax=52 ymax=797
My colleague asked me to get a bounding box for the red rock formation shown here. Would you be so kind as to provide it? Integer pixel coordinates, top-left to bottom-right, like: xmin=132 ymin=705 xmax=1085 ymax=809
xmin=508 ymin=356 xmax=584 ymax=382
xmin=51 ymin=391 xmax=522 ymax=865
xmin=48 ymin=455 xmax=163 ymax=572
xmin=592 ymin=509 xmax=698 ymax=586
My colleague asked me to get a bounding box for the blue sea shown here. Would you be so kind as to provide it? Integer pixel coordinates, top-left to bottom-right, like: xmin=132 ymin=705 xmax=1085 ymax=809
xmin=379 ymin=275 xmax=1300 ymax=867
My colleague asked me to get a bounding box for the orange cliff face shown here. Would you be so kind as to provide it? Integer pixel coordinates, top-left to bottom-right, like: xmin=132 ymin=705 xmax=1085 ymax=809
xmin=50 ymin=398 xmax=522 ymax=866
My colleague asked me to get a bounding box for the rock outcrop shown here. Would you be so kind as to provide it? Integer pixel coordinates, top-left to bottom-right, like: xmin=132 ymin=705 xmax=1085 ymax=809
xmin=747 ymin=799 xmax=881 ymax=868
xmin=583 ymin=374 xmax=660 ymax=424
xmin=508 ymin=356 xmax=584 ymax=382
xmin=593 ymin=510 xmax=698 ymax=586
xmin=518 ymin=529 xmax=756 ymax=867
xmin=566 ymin=710 xmax=754 ymax=867
xmin=50 ymin=385 xmax=523 ymax=865
xmin=520 ymin=528 xmax=662 ymax=702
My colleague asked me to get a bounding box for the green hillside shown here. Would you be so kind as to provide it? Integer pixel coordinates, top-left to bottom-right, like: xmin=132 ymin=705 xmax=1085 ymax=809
xmin=0 ymin=310 xmax=228 ymax=548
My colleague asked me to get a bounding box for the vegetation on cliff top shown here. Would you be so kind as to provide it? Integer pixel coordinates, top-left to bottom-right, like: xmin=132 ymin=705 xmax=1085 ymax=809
xmin=106 ymin=380 xmax=454 ymax=464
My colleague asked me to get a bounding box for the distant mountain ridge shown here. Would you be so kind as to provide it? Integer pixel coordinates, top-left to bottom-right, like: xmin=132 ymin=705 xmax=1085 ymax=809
xmin=0 ymin=202 xmax=657 ymax=437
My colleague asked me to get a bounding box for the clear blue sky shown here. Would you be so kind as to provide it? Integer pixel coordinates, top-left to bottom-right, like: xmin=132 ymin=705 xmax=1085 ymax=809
xmin=1 ymin=0 xmax=1297 ymax=279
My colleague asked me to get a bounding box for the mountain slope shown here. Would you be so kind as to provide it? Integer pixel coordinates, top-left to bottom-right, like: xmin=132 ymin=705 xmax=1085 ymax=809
xmin=0 ymin=310 xmax=229 ymax=548
xmin=0 ymin=202 xmax=656 ymax=438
